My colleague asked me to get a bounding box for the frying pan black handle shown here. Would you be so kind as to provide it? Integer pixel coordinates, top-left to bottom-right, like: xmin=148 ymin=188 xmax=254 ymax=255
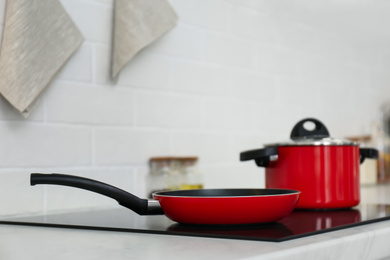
xmin=290 ymin=118 xmax=330 ymax=140
xmin=360 ymin=148 xmax=379 ymax=164
xmin=240 ymin=146 xmax=278 ymax=167
xmin=30 ymin=173 xmax=164 ymax=215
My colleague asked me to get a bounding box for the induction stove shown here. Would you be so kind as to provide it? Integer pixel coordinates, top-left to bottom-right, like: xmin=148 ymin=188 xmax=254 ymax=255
xmin=1 ymin=204 xmax=390 ymax=242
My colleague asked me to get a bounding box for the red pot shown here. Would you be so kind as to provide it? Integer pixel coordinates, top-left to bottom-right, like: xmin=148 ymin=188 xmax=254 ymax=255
xmin=240 ymin=118 xmax=378 ymax=209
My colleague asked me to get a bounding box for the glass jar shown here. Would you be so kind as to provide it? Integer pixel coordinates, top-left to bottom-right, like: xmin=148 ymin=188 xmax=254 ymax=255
xmin=372 ymin=101 xmax=390 ymax=184
xmin=179 ymin=157 xmax=203 ymax=190
xmin=165 ymin=158 xmax=183 ymax=191
xmin=146 ymin=157 xmax=171 ymax=198
xmin=349 ymin=135 xmax=378 ymax=186
xmin=146 ymin=156 xmax=203 ymax=198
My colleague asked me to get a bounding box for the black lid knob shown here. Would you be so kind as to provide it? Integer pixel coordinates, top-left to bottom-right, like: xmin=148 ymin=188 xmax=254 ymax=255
xmin=290 ymin=118 xmax=330 ymax=140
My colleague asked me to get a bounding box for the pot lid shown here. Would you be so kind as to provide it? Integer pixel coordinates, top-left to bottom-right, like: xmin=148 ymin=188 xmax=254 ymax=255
xmin=264 ymin=118 xmax=358 ymax=147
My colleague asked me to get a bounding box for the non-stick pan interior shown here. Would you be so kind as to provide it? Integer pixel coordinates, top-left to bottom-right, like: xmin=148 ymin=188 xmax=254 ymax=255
xmin=154 ymin=189 xmax=299 ymax=197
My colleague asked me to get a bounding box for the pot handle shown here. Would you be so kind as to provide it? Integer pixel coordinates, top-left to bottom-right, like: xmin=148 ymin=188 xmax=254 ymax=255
xmin=240 ymin=146 xmax=278 ymax=167
xmin=290 ymin=118 xmax=330 ymax=140
xmin=360 ymin=148 xmax=379 ymax=164
xmin=30 ymin=173 xmax=164 ymax=215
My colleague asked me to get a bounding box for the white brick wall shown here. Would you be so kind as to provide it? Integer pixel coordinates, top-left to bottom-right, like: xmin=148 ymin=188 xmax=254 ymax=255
xmin=0 ymin=123 xmax=91 ymax=167
xmin=0 ymin=0 xmax=389 ymax=216
xmin=94 ymin=128 xmax=170 ymax=165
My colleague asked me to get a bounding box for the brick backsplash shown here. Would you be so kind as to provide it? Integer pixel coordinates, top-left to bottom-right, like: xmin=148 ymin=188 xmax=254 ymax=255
xmin=94 ymin=128 xmax=170 ymax=165
xmin=45 ymin=81 xmax=134 ymax=125
xmin=0 ymin=0 xmax=389 ymax=216
xmin=0 ymin=123 xmax=92 ymax=168
xmin=117 ymin=52 xmax=172 ymax=89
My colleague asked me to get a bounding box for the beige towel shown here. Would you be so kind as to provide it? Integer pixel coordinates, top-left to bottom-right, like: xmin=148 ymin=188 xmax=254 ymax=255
xmin=111 ymin=0 xmax=178 ymax=80
xmin=0 ymin=0 xmax=83 ymax=116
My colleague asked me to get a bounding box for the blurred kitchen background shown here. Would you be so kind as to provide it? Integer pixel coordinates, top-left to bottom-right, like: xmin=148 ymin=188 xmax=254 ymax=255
xmin=0 ymin=0 xmax=390 ymax=216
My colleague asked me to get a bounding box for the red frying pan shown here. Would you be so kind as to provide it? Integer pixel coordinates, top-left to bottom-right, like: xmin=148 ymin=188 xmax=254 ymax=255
xmin=30 ymin=173 xmax=300 ymax=225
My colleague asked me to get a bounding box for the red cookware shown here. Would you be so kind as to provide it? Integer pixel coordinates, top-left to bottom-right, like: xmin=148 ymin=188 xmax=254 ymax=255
xmin=30 ymin=173 xmax=300 ymax=225
xmin=240 ymin=118 xmax=378 ymax=209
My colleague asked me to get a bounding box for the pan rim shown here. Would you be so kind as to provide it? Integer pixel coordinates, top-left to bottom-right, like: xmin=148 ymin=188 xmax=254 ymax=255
xmin=152 ymin=188 xmax=300 ymax=198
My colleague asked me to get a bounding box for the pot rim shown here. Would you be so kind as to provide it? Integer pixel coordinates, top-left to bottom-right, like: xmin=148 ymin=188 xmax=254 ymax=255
xmin=264 ymin=137 xmax=358 ymax=147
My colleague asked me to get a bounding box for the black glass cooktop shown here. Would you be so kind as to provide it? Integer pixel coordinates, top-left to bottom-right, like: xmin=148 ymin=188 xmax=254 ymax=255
xmin=1 ymin=204 xmax=389 ymax=242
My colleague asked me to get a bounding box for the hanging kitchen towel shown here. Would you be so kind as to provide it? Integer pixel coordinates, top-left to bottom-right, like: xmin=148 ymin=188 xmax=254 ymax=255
xmin=111 ymin=0 xmax=178 ymax=80
xmin=0 ymin=0 xmax=83 ymax=116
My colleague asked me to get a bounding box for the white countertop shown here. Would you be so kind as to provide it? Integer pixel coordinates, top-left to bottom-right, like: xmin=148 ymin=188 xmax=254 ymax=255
xmin=1 ymin=184 xmax=390 ymax=260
